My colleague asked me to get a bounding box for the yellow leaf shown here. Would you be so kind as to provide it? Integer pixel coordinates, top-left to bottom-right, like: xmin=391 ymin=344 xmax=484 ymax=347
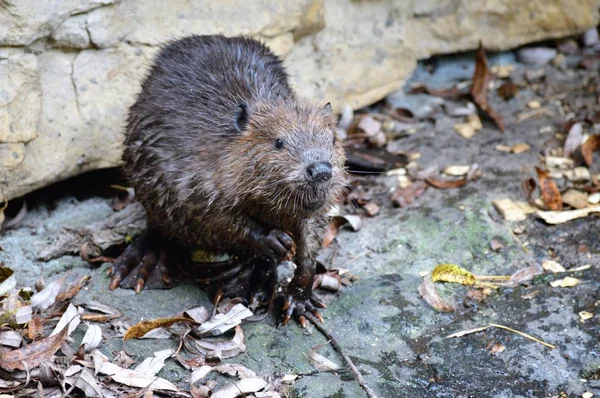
xmin=579 ymin=311 xmax=593 ymax=321
xmin=124 ymin=317 xmax=195 ymax=341
xmin=549 ymin=277 xmax=580 ymax=288
xmin=431 ymin=264 xmax=476 ymax=286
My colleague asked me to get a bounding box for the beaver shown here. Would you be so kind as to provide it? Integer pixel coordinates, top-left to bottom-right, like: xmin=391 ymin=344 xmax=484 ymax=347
xmin=108 ymin=35 xmax=347 ymax=326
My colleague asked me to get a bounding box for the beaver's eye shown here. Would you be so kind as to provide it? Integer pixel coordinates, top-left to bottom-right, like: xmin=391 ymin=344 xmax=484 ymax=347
xmin=274 ymin=139 xmax=284 ymax=149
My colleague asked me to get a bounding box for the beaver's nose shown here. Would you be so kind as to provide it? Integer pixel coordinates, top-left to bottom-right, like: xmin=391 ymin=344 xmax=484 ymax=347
xmin=306 ymin=161 xmax=332 ymax=183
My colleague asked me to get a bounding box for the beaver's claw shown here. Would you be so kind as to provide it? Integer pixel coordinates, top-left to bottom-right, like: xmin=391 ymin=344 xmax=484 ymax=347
xmin=281 ymin=294 xmax=326 ymax=327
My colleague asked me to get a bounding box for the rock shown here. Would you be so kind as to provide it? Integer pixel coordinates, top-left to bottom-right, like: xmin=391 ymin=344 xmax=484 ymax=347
xmin=0 ymin=49 xmax=41 ymax=145
xmin=583 ymin=27 xmax=599 ymax=47
xmin=0 ymin=0 xmax=114 ymax=46
xmin=2 ymin=0 xmax=600 ymax=200
xmin=517 ymin=47 xmax=558 ymax=65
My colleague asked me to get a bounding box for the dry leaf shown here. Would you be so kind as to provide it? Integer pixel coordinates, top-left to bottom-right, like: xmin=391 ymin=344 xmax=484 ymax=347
xmin=391 ymin=181 xmax=428 ymax=208
xmin=579 ymin=311 xmax=594 ymax=321
xmin=362 ymin=202 xmax=380 ymax=217
xmin=496 ymin=80 xmax=518 ymax=100
xmin=189 ymin=325 xmax=246 ymax=359
xmin=509 ymin=264 xmax=543 ymax=285
xmin=443 ymin=165 xmax=470 ymax=176
xmin=211 ymin=377 xmax=268 ymax=398
xmin=134 ymin=349 xmax=174 ymax=377
xmin=80 ymin=324 xmax=102 ymax=353
xmin=511 ymin=143 xmax=531 ymax=154
xmin=537 ymin=205 xmax=600 ymax=224
xmin=99 ymin=361 xmax=179 ymax=391
xmin=431 ymin=264 xmax=476 ymax=286
xmin=184 ymin=307 xmax=211 ymax=324
xmin=489 ymin=342 xmax=505 ymax=356
xmin=322 ymin=215 xmax=362 ymax=248
xmin=0 ymin=267 xmax=16 ymax=296
xmin=51 ymin=303 xmax=81 ymax=336
xmin=493 ymin=198 xmax=536 ymax=221
xmin=542 ymin=260 xmax=566 ymax=273
xmin=549 ymin=277 xmax=580 ymax=288
xmin=446 ymin=323 xmax=555 ymax=349
xmin=0 ymin=326 xmax=69 ymax=371
xmin=30 ymin=276 xmax=66 ymax=310
xmin=113 ymin=350 xmax=136 ymax=369
xmin=562 ymin=189 xmax=590 ymax=209
xmin=470 ymin=42 xmax=505 ymax=132
xmin=309 ymin=343 xmax=341 ymax=372
xmin=75 ymin=368 xmax=103 ymax=397
xmin=527 ymin=100 xmax=542 ymax=109
xmin=56 ymin=275 xmax=90 ymax=303
xmin=564 ymin=167 xmax=591 ymax=182
xmin=535 ymin=167 xmax=562 ymax=210
xmin=0 ymin=331 xmax=22 ymax=348
xmin=195 ymin=304 xmax=252 ymax=337
xmin=582 ymin=135 xmax=600 ymax=166
xmin=81 ymin=301 xmax=121 ymax=322
xmin=124 ymin=317 xmax=195 ymax=341
xmin=564 ymin=123 xmax=583 ymax=158
xmin=418 ymin=275 xmax=454 ymax=312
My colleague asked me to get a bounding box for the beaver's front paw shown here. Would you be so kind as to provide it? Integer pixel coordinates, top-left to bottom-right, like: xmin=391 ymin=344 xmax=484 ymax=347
xmin=254 ymin=229 xmax=296 ymax=261
xmin=281 ymin=293 xmax=326 ymax=327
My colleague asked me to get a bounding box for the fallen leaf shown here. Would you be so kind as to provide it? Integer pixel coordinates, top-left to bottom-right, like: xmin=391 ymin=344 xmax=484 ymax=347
xmin=15 ymin=305 xmax=32 ymax=324
xmin=81 ymin=301 xmax=121 ymax=322
xmin=184 ymin=307 xmax=211 ymax=324
xmin=56 ymin=275 xmax=90 ymax=303
xmin=425 ymin=177 xmax=467 ymax=189
xmin=549 ymin=277 xmax=580 ymax=288
xmin=431 ymin=264 xmax=476 ymax=286
xmin=28 ymin=317 xmax=43 ymax=340
xmin=582 ymin=135 xmax=600 ymax=166
xmin=493 ymin=198 xmax=536 ymax=221
xmin=545 ymin=156 xmax=574 ymax=169
xmin=564 ymin=123 xmax=583 ymax=158
xmin=527 ymin=100 xmax=542 ymax=109
xmin=113 ymin=350 xmax=136 ymax=369
xmin=470 ymin=42 xmax=505 ymax=132
xmin=0 ymin=266 xmax=16 ymax=296
xmin=535 ymin=167 xmax=562 ymax=210
xmin=99 ymin=361 xmax=179 ymax=391
xmin=454 ymin=114 xmax=483 ymax=139
xmin=511 ymin=143 xmax=531 ymax=154
xmin=74 ymin=368 xmax=103 ymax=397
xmin=362 ymin=202 xmax=380 ymax=217
xmin=30 ymin=276 xmax=66 ymax=310
xmin=309 ymin=343 xmax=341 ymax=372
xmin=490 ymin=239 xmax=504 ymax=252
xmin=443 ymin=165 xmax=470 ymax=176
xmin=509 ymin=264 xmax=543 ymax=285
xmin=211 ymin=377 xmax=268 ymax=398
xmin=124 ymin=317 xmax=195 ymax=340
xmin=50 ymin=303 xmax=81 ymax=336
xmin=195 ymin=304 xmax=253 ymax=337
xmin=80 ymin=324 xmax=102 ymax=353
xmin=496 ymin=80 xmax=519 ymax=100
xmin=564 ymin=167 xmax=591 ymax=182
xmin=0 ymin=331 xmax=22 ymax=348
xmin=537 ymin=205 xmax=600 ymax=224
xmin=281 ymin=374 xmax=298 ymax=383
xmin=562 ymin=189 xmax=590 ymax=209
xmin=134 ymin=349 xmax=174 ymax=377
xmin=589 ymin=192 xmax=600 ymax=204
xmin=579 ymin=311 xmax=594 ymax=321
xmin=322 ymin=215 xmax=362 ymax=248
xmin=418 ymin=275 xmax=454 ymax=312
xmin=189 ymin=325 xmax=246 ymax=359
xmin=542 ymin=260 xmax=566 ymax=273
xmin=489 ymin=342 xmax=505 ymax=356
xmin=391 ymin=181 xmax=428 ymax=207
xmin=582 ymin=392 xmax=594 ymax=398
xmin=0 ymin=325 xmax=70 ymax=370
xmin=355 ymin=115 xmax=382 ymax=138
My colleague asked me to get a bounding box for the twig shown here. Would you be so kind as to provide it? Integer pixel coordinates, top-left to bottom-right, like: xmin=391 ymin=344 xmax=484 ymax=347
xmin=305 ymin=313 xmax=378 ymax=398
xmin=446 ymin=323 xmax=556 ymax=349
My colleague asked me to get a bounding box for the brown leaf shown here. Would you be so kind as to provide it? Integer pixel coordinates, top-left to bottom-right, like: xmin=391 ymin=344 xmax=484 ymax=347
xmin=522 ymin=178 xmax=537 ymax=207
xmin=55 ymin=275 xmax=90 ymax=303
xmin=28 ymin=317 xmax=44 ymax=341
xmin=322 ymin=215 xmax=363 ymax=248
xmin=582 ymin=135 xmax=600 ymax=166
xmin=418 ymin=275 xmax=454 ymax=312
xmin=409 ymin=83 xmax=464 ymax=99
xmin=497 ymin=80 xmax=519 ymax=100
xmin=425 ymin=177 xmax=468 ymax=189
xmin=489 ymin=342 xmax=505 ymax=356
xmin=535 ymin=167 xmax=563 ymax=210
xmin=509 ymin=264 xmax=543 ymax=285
xmin=188 ymin=325 xmax=246 ymax=359
xmin=309 ymin=343 xmax=341 ymax=372
xmin=390 ymin=181 xmax=428 ymax=207
xmin=124 ymin=317 xmax=196 ymax=341
xmin=470 ymin=42 xmax=505 ymax=132
xmin=0 ymin=327 xmax=68 ymax=371
xmin=362 ymin=202 xmax=380 ymax=217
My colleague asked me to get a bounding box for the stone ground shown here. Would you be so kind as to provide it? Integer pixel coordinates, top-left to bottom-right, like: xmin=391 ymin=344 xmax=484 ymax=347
xmin=2 ymin=45 xmax=600 ymax=398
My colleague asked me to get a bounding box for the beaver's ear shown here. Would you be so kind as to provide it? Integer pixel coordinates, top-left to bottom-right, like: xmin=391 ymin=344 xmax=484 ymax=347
xmin=235 ymin=103 xmax=249 ymax=133
xmin=323 ymin=102 xmax=333 ymax=115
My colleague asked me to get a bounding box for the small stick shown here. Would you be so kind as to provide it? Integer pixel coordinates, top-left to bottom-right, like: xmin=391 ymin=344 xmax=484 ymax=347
xmin=305 ymin=313 xmax=378 ymax=398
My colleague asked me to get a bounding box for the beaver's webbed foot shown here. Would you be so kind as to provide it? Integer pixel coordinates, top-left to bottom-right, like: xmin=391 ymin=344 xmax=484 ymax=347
xmin=108 ymin=229 xmax=173 ymax=293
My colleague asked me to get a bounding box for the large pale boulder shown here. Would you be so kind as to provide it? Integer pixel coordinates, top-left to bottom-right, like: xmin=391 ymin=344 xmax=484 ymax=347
xmin=1 ymin=0 xmax=599 ymax=201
